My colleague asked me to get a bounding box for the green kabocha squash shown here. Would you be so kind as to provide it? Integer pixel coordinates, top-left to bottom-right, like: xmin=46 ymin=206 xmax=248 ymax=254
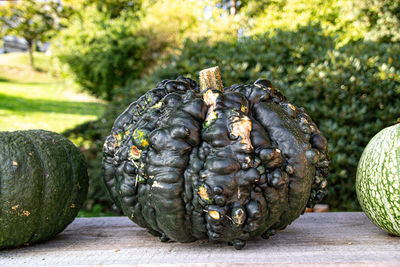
xmin=103 ymin=67 xmax=329 ymax=249
xmin=356 ymin=123 xmax=400 ymax=236
xmin=0 ymin=130 xmax=88 ymax=249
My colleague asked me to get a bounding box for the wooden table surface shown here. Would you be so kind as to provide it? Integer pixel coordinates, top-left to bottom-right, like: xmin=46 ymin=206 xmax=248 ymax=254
xmin=1 ymin=212 xmax=399 ymax=266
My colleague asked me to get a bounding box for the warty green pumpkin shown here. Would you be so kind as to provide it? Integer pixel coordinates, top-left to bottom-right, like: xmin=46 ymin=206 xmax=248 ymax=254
xmin=0 ymin=130 xmax=88 ymax=249
xmin=103 ymin=67 xmax=329 ymax=249
xmin=356 ymin=123 xmax=400 ymax=236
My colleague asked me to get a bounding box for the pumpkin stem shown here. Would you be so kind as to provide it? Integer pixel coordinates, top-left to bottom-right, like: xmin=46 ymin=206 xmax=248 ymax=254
xmin=199 ymin=66 xmax=224 ymax=92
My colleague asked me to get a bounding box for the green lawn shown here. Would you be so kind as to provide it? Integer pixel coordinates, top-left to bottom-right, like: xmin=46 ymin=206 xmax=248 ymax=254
xmin=0 ymin=52 xmax=105 ymax=133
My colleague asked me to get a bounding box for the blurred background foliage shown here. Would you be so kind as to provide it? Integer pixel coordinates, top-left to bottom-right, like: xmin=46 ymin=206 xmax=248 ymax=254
xmin=1 ymin=0 xmax=399 ymax=214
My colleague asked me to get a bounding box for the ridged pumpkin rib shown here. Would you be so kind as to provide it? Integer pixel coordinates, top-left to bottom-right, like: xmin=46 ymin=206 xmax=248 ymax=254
xmin=51 ymin=132 xmax=81 ymax=232
xmin=0 ymin=134 xmax=9 ymax=246
xmin=16 ymin=132 xmax=46 ymax=244
xmin=0 ymin=133 xmax=40 ymax=246
xmin=27 ymin=131 xmax=71 ymax=237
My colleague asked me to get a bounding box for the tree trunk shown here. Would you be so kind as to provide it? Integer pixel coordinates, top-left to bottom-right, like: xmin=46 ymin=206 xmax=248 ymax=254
xmin=230 ymin=0 xmax=237 ymax=16
xmin=27 ymin=39 xmax=34 ymax=69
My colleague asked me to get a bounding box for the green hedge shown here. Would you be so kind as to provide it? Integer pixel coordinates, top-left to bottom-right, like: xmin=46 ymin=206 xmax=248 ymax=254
xmin=361 ymin=0 xmax=400 ymax=42
xmin=65 ymin=25 xmax=400 ymax=212
xmin=54 ymin=7 xmax=156 ymax=101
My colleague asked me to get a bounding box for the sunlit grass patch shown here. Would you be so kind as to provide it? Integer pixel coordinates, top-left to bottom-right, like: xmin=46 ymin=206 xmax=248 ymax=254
xmin=0 ymin=52 xmax=105 ymax=133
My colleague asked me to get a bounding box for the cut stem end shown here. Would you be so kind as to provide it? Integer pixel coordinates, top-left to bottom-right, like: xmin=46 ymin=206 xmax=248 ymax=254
xmin=199 ymin=66 xmax=224 ymax=92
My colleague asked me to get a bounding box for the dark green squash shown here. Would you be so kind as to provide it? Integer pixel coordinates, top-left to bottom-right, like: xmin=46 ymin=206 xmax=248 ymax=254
xmin=0 ymin=130 xmax=89 ymax=249
xmin=103 ymin=67 xmax=329 ymax=249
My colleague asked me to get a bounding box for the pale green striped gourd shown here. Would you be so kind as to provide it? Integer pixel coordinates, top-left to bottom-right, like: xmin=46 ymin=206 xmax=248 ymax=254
xmin=356 ymin=123 xmax=400 ymax=236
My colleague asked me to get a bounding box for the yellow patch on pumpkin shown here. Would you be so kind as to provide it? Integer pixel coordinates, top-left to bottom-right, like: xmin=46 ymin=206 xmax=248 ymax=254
xmin=150 ymin=101 xmax=162 ymax=109
xmin=203 ymin=89 xmax=219 ymax=123
xmin=141 ymin=139 xmax=149 ymax=147
xmin=208 ymin=210 xmax=221 ymax=220
xmin=198 ymin=186 xmax=209 ymax=200
xmin=207 ymin=110 xmax=217 ymax=122
xmin=230 ymin=115 xmax=253 ymax=149
xmin=130 ymin=146 xmax=141 ymax=159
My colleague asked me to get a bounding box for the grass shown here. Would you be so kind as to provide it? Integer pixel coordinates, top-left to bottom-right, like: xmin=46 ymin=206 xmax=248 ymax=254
xmin=0 ymin=52 xmax=105 ymax=133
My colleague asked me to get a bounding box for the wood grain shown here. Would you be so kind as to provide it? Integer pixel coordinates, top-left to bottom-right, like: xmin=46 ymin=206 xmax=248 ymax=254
xmin=1 ymin=212 xmax=399 ymax=266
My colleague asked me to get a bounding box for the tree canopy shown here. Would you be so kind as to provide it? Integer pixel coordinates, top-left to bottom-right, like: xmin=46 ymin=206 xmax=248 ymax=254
xmin=0 ymin=0 xmax=71 ymax=68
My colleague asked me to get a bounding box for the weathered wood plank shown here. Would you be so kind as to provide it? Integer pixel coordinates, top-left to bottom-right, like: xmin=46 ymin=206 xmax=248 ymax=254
xmin=1 ymin=212 xmax=399 ymax=266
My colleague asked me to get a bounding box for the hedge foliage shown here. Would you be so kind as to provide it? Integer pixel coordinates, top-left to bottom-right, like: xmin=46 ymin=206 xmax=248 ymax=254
xmin=64 ymin=24 xmax=400 ymax=212
xmin=361 ymin=0 xmax=400 ymax=42
xmin=246 ymin=0 xmax=366 ymax=45
xmin=53 ymin=7 xmax=158 ymax=101
xmin=54 ymin=0 xmax=243 ymax=102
